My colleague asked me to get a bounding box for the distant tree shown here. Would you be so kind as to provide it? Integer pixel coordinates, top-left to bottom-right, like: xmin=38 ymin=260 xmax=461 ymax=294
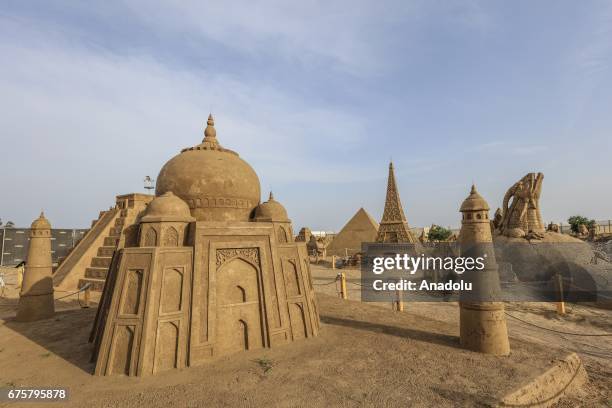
xmin=4 ymin=221 xmax=14 ymax=228
xmin=567 ymin=215 xmax=595 ymax=234
xmin=428 ymin=225 xmax=453 ymax=241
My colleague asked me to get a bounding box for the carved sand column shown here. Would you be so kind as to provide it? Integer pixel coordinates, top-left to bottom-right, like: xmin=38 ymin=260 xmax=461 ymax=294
xmin=16 ymin=212 xmax=55 ymax=322
xmin=459 ymin=186 xmax=509 ymax=355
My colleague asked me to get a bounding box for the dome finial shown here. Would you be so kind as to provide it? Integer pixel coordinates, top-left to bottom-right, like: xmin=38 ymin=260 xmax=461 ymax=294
xmin=269 ymin=191 xmax=274 ymax=201
xmin=471 ymin=184 xmax=477 ymax=194
xmin=203 ymin=113 xmax=217 ymax=141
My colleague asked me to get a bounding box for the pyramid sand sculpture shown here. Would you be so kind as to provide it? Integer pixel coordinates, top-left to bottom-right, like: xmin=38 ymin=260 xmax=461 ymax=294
xmin=327 ymin=208 xmax=379 ymax=256
xmin=53 ymin=194 xmax=153 ymax=292
xmin=375 ymin=162 xmax=417 ymax=243
xmin=90 ymin=115 xmax=319 ymax=376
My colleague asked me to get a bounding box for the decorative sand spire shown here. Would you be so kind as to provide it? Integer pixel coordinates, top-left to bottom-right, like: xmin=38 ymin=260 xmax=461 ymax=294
xmin=200 ymin=113 xmax=220 ymax=149
xmin=204 ymin=114 xmax=216 ymax=139
xmin=375 ymin=161 xmax=417 ymax=243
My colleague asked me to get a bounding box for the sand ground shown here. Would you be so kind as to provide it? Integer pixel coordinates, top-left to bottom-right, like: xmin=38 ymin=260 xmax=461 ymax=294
xmin=0 ymin=264 xmax=610 ymax=407
xmin=311 ymin=262 xmax=612 ymax=407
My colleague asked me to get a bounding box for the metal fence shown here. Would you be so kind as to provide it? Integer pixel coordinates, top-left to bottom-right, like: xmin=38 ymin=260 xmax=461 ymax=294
xmin=430 ymin=220 xmax=612 ymax=235
xmin=0 ymin=227 xmax=88 ymax=266
xmin=558 ymin=220 xmax=612 ymax=235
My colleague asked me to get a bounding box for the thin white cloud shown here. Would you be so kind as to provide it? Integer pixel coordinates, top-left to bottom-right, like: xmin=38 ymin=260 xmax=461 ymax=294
xmin=0 ymin=15 xmax=380 ymax=226
xmin=466 ymin=141 xmax=547 ymax=156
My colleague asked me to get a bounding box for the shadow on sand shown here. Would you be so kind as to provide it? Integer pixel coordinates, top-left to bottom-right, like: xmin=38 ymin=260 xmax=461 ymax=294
xmin=320 ymin=314 xmax=461 ymax=349
xmin=3 ymin=306 xmax=97 ymax=374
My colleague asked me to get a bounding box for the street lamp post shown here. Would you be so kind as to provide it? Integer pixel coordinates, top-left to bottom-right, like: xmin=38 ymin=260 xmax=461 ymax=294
xmin=144 ymin=176 xmax=155 ymax=194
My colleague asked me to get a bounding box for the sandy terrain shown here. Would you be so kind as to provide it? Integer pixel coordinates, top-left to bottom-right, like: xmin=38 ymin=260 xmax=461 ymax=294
xmin=311 ymin=262 xmax=612 ymax=407
xmin=0 ymin=264 xmax=609 ymax=407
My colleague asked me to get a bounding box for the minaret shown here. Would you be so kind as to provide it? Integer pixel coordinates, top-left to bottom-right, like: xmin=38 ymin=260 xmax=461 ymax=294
xmin=376 ymin=162 xmax=416 ymax=243
xmin=458 ymin=185 xmax=509 ymax=355
xmin=16 ymin=212 xmax=55 ymax=322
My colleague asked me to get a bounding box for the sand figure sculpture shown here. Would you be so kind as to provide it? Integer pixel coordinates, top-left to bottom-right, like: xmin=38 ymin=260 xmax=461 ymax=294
xmin=295 ymin=227 xmax=312 ymax=243
xmin=90 ymin=115 xmax=319 ymax=376
xmin=16 ymin=212 xmax=55 ymax=322
xmin=375 ymin=162 xmax=417 ymax=243
xmin=493 ymin=176 xmax=595 ymax=283
xmin=307 ymin=235 xmax=332 ymax=257
xmin=459 ymin=185 xmax=510 ymax=355
xmin=577 ymin=223 xmax=589 ymax=238
xmin=495 ymin=172 xmax=545 ymax=239
xmin=588 ymin=224 xmax=598 ymax=241
xmin=327 ymin=208 xmax=379 ymax=256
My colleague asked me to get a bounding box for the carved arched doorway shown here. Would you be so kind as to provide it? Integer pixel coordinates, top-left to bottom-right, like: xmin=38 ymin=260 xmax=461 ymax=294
xmin=216 ymin=258 xmax=264 ymax=356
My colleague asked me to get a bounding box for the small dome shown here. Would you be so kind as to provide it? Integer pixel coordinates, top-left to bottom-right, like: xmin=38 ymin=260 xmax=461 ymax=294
xmin=460 ymin=184 xmax=490 ymax=212
xmin=155 ymin=115 xmax=261 ymax=222
xmin=142 ymin=192 xmax=193 ymax=222
xmin=31 ymin=212 xmax=51 ymax=229
xmin=254 ymin=192 xmax=290 ymax=222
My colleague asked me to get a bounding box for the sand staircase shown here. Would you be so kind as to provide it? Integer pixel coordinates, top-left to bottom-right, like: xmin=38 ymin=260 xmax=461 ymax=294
xmin=77 ymin=209 xmax=130 ymax=291
xmin=53 ymin=193 xmax=153 ymax=292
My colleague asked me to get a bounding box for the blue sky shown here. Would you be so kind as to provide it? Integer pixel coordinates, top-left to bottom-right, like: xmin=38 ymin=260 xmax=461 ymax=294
xmin=1 ymin=1 xmax=611 ymax=230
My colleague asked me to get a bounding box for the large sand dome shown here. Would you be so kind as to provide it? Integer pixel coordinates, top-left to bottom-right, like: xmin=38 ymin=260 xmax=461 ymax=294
xmin=156 ymin=114 xmax=261 ymax=222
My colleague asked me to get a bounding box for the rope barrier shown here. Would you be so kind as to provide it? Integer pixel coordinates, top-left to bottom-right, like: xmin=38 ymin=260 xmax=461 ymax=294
xmin=566 ymin=281 xmax=612 ymax=301
xmin=505 ymin=312 xmax=612 ymax=337
xmin=501 ymin=280 xmax=549 ymax=285
xmin=313 ymin=276 xmax=339 ymax=286
xmin=55 ymin=283 xmax=91 ymax=301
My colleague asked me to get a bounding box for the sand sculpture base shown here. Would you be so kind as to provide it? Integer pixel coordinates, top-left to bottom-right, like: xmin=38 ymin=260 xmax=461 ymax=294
xmin=459 ymin=302 xmax=510 ymax=356
xmin=16 ymin=294 xmax=55 ymax=322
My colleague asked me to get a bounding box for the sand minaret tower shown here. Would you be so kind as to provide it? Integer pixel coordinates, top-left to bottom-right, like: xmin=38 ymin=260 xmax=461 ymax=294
xmin=16 ymin=212 xmax=55 ymax=322
xmin=458 ymin=185 xmax=509 ymax=355
xmin=376 ymin=162 xmax=417 ymax=243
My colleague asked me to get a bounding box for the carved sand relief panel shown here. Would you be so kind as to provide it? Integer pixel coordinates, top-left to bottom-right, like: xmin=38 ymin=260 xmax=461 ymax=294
xmin=284 ymin=260 xmax=301 ymax=297
xmin=215 ymin=253 xmax=264 ymax=356
xmin=151 ymin=251 xmax=192 ymax=374
xmin=160 ymin=268 xmax=183 ymax=314
xmin=163 ymin=226 xmax=179 ymax=247
xmin=288 ymin=303 xmax=307 ymax=340
xmin=185 ymin=197 xmax=254 ymax=210
xmin=302 ymin=257 xmax=320 ymax=332
xmin=277 ymin=226 xmax=288 ymax=243
xmin=119 ymin=269 xmax=144 ymax=316
xmin=154 ymin=320 xmax=180 ymax=373
xmin=301 ymin=257 xmax=319 ymax=332
xmin=197 ymin=240 xmax=211 ymax=346
xmin=110 ymin=325 xmax=136 ymax=375
xmin=100 ymin=251 xmax=153 ymax=376
xmin=303 ymin=259 xmax=313 ymax=291
xmin=144 ymin=227 xmax=157 ymax=247
xmin=282 ymin=257 xmax=309 ymax=340
xmin=266 ymin=247 xmax=282 ymax=330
